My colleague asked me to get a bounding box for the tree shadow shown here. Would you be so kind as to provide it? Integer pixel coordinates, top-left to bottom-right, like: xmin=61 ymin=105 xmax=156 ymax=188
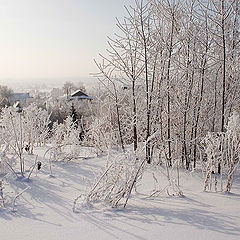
xmin=100 ymin=197 xmax=240 ymax=237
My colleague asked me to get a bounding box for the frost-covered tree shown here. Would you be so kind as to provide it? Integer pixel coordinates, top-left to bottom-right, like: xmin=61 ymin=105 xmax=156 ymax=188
xmin=0 ymin=85 xmax=13 ymax=108
xmin=23 ymin=104 xmax=50 ymax=151
xmin=0 ymin=104 xmax=50 ymax=176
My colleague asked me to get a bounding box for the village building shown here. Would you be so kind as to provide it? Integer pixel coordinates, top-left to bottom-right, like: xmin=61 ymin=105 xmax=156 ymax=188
xmin=69 ymin=90 xmax=94 ymax=101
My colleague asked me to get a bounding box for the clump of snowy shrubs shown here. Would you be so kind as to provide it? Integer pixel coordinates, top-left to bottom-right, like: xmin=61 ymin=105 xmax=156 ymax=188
xmin=73 ymin=132 xmax=183 ymax=210
xmin=0 ymin=102 xmax=86 ymax=178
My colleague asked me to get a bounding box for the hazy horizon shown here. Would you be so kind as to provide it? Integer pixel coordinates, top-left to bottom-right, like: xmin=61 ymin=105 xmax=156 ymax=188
xmin=0 ymin=0 xmax=134 ymax=87
xmin=0 ymin=77 xmax=98 ymax=91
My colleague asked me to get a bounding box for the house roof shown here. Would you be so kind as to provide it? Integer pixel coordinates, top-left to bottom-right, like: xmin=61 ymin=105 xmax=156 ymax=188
xmin=71 ymin=90 xmax=88 ymax=97
xmin=70 ymin=90 xmax=93 ymax=100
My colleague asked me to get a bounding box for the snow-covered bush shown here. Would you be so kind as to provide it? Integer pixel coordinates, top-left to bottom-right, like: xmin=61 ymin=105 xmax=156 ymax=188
xmin=203 ymin=112 xmax=240 ymax=192
xmin=47 ymin=116 xmax=81 ymax=162
xmin=83 ymin=115 xmax=117 ymax=155
xmin=73 ymin=149 xmax=145 ymax=210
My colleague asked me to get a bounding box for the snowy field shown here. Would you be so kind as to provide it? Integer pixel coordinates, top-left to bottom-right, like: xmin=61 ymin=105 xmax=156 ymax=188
xmin=0 ymin=146 xmax=240 ymax=240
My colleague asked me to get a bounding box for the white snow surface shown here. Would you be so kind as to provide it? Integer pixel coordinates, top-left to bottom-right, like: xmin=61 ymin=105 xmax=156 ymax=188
xmin=0 ymin=146 xmax=240 ymax=240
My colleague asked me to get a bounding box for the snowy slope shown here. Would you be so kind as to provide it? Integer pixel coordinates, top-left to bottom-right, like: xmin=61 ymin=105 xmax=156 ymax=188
xmin=0 ymin=147 xmax=240 ymax=240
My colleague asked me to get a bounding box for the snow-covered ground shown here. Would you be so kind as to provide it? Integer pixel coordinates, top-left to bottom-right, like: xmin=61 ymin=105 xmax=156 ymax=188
xmin=0 ymin=147 xmax=240 ymax=240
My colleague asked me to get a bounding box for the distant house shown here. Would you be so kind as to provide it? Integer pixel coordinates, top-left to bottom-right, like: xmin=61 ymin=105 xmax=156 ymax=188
xmin=69 ymin=90 xmax=93 ymax=101
xmin=10 ymin=93 xmax=31 ymax=105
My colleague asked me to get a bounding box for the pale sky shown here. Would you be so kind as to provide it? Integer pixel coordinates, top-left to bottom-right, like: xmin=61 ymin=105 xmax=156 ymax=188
xmin=0 ymin=0 xmax=134 ymax=85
